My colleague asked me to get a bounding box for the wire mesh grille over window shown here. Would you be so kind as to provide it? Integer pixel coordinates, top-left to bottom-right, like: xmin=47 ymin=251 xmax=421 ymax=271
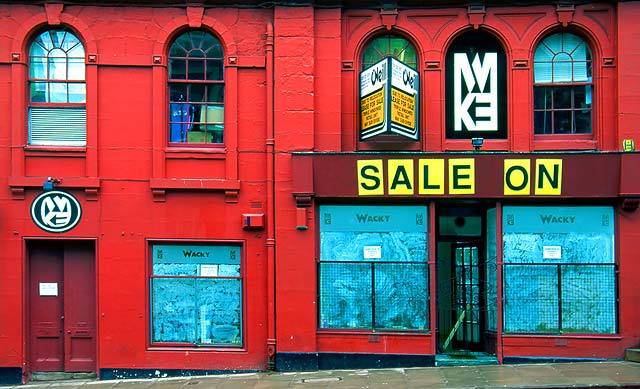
xmin=533 ymin=33 xmax=593 ymax=135
xmin=168 ymin=30 xmax=225 ymax=145
xmin=362 ymin=35 xmax=417 ymax=70
xmin=28 ymin=29 xmax=86 ymax=146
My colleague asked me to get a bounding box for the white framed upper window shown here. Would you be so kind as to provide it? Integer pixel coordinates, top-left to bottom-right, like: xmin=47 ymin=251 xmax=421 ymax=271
xmin=533 ymin=33 xmax=593 ymax=135
xmin=28 ymin=29 xmax=86 ymax=146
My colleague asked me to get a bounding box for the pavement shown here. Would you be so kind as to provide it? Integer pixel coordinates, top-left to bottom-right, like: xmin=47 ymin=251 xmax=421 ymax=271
xmin=8 ymin=361 xmax=640 ymax=389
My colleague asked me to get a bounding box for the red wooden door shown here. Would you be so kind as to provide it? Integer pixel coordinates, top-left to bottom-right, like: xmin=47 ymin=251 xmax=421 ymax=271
xmin=63 ymin=242 xmax=96 ymax=372
xmin=29 ymin=241 xmax=96 ymax=373
xmin=29 ymin=242 xmax=64 ymax=371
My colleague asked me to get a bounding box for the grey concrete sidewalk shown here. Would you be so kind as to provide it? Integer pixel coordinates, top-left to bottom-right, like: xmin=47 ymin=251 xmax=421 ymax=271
xmin=9 ymin=361 xmax=640 ymax=389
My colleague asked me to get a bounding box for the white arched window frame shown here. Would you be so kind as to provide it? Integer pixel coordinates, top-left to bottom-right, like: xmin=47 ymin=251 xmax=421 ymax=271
xmin=533 ymin=33 xmax=593 ymax=135
xmin=28 ymin=29 xmax=86 ymax=146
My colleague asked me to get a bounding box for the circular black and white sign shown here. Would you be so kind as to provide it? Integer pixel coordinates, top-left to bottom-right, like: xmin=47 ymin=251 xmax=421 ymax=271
xmin=30 ymin=190 xmax=82 ymax=233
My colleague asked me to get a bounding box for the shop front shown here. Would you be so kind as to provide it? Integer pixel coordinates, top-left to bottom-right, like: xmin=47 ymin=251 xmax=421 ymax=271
xmin=284 ymin=152 xmax=640 ymax=368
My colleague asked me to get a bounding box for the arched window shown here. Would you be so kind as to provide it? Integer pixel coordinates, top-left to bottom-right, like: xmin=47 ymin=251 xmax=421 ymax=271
xmin=28 ymin=29 xmax=86 ymax=146
xmin=533 ymin=33 xmax=592 ymax=135
xmin=168 ymin=30 xmax=224 ymax=145
xmin=359 ymin=35 xmax=419 ymax=142
xmin=362 ymin=35 xmax=417 ymax=70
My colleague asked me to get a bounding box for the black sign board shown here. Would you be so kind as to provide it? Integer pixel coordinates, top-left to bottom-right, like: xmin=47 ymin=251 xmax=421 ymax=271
xmin=445 ymin=31 xmax=507 ymax=139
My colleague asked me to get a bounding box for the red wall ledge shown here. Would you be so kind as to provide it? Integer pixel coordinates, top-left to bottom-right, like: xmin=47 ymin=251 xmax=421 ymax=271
xmin=148 ymin=178 xmax=241 ymax=203
xmin=8 ymin=176 xmax=100 ymax=201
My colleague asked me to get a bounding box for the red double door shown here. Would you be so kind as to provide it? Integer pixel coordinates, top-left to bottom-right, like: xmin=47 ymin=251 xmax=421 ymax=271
xmin=28 ymin=241 xmax=96 ymax=373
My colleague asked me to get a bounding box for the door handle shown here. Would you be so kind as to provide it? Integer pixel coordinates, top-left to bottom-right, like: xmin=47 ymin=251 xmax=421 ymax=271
xmin=67 ymin=330 xmax=71 ymax=334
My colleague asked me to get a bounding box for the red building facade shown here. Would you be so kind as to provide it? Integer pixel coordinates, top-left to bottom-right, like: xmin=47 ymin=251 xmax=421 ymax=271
xmin=0 ymin=0 xmax=639 ymax=384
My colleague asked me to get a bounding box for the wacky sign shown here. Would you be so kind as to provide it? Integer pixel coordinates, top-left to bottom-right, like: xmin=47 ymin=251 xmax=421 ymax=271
xmin=31 ymin=190 xmax=82 ymax=233
xmin=360 ymin=57 xmax=419 ymax=140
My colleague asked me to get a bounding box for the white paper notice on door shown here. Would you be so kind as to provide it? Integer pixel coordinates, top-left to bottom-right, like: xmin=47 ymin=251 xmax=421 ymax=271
xmin=39 ymin=282 xmax=58 ymax=296
xmin=543 ymin=246 xmax=562 ymax=260
xmin=363 ymin=246 xmax=382 ymax=259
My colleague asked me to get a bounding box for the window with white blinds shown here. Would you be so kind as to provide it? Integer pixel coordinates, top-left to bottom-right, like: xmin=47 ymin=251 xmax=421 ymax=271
xmin=28 ymin=107 xmax=86 ymax=146
xmin=28 ymin=29 xmax=86 ymax=146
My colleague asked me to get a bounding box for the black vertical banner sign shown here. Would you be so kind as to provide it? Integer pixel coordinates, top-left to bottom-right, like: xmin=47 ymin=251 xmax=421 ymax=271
xmin=445 ymin=31 xmax=507 ymax=139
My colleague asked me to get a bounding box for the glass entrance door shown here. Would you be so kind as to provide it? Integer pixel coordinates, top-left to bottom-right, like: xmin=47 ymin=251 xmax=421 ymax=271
xmin=452 ymin=243 xmax=482 ymax=351
xmin=436 ymin=204 xmax=496 ymax=356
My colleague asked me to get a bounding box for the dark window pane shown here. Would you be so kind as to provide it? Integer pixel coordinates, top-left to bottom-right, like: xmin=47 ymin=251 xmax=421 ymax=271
xmin=573 ymin=86 xmax=592 ymax=109
xmin=573 ymin=86 xmax=585 ymax=108
xmin=552 ymin=87 xmax=571 ymax=109
xmin=207 ymin=84 xmax=224 ymax=103
xmin=187 ymin=59 xmax=205 ymax=80
xmin=534 ymin=87 xmax=552 ymax=109
xmin=189 ymin=49 xmax=205 ymax=58
xmin=190 ymin=30 xmax=205 ymax=50
xmin=206 ymin=41 xmax=223 ymax=58
xmin=211 ymin=125 xmax=224 ymax=143
xmin=574 ymin=110 xmax=591 ymax=134
xmin=206 ymin=60 xmax=224 ymax=81
xmin=188 ymin=84 xmax=205 ymax=103
xmin=169 ymin=34 xmax=190 ymax=57
xmin=534 ymin=111 xmax=551 ymax=134
xmin=554 ymin=110 xmax=572 ymax=134
xmin=169 ymin=84 xmax=188 ymax=102
xmin=169 ymin=59 xmax=186 ymax=79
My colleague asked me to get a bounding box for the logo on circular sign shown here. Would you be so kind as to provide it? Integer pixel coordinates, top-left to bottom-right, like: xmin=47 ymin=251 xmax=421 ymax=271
xmin=30 ymin=190 xmax=82 ymax=233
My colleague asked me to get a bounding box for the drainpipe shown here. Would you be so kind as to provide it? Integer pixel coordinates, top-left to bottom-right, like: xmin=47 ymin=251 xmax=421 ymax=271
xmin=265 ymin=21 xmax=276 ymax=370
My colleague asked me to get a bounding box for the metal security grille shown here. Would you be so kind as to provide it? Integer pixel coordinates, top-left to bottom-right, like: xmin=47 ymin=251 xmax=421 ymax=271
xmin=28 ymin=107 xmax=86 ymax=146
xmin=319 ymin=261 xmax=429 ymax=331
xmin=503 ymin=263 xmax=616 ymax=334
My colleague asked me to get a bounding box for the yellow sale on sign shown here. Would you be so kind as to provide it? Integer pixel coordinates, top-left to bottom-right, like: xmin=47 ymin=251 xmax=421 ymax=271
xmin=359 ymin=57 xmax=419 ymax=140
